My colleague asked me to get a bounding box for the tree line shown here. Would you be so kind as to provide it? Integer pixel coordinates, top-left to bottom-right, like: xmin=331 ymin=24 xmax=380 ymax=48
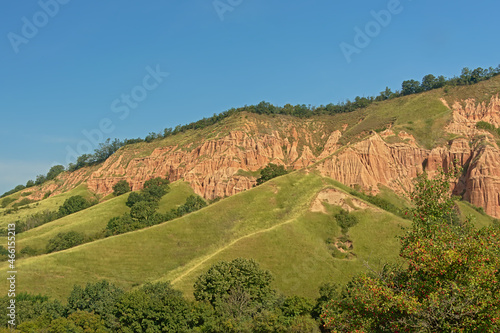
xmin=2 ymin=64 xmax=499 ymax=199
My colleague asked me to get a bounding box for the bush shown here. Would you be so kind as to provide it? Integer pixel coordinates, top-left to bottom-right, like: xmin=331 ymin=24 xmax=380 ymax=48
xmin=16 ymin=210 xmax=60 ymax=233
xmin=58 ymin=195 xmax=91 ymax=216
xmin=256 ymin=163 xmax=288 ymax=185
xmin=194 ymin=258 xmax=274 ymax=306
xmin=1 ymin=197 xmax=16 ymax=208
xmin=116 ymin=282 xmax=192 ymax=332
xmin=68 ymin=280 xmax=123 ymax=329
xmin=112 ymin=180 xmax=131 ymax=196
xmin=105 ymin=215 xmax=144 ymax=236
xmin=176 ymin=195 xmax=207 ymax=215
xmin=125 ymin=192 xmax=144 ymax=208
xmin=321 ymin=170 xmax=500 ymax=332
xmin=334 ymin=209 xmax=358 ymax=234
xmin=46 ymin=231 xmax=85 ymax=253
xmin=20 ymin=246 xmax=39 ymax=257
xmin=12 ymin=198 xmax=35 ymax=208
xmin=130 ymin=201 xmax=158 ymax=221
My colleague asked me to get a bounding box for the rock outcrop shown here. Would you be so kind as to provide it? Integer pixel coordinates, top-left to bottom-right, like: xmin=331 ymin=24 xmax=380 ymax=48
xmin=20 ymin=95 xmax=500 ymax=218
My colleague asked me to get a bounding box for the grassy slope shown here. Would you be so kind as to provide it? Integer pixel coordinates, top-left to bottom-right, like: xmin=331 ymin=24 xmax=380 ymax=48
xmin=0 ymin=185 xmax=92 ymax=228
xmin=0 ymin=171 xmax=410 ymax=301
xmin=13 ymin=181 xmax=195 ymax=253
xmin=456 ymin=201 xmax=496 ymax=229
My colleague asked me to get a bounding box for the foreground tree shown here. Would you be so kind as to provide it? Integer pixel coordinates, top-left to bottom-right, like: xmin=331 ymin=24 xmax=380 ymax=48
xmin=194 ymin=258 xmax=275 ymax=306
xmin=321 ymin=169 xmax=500 ymax=332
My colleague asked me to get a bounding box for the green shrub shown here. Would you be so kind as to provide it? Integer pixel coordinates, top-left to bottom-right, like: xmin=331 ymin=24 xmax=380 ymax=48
xmin=12 ymin=198 xmax=35 ymax=208
xmin=256 ymin=163 xmax=288 ymax=185
xmin=334 ymin=209 xmax=358 ymax=234
xmin=58 ymin=195 xmax=91 ymax=216
xmin=1 ymin=197 xmax=15 ymax=208
xmin=112 ymin=180 xmax=131 ymax=196
xmin=46 ymin=231 xmax=85 ymax=253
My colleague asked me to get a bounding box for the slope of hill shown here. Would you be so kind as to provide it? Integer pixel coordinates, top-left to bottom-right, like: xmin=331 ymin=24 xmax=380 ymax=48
xmin=14 ymin=181 xmax=195 ymax=254
xmin=1 ymin=76 xmax=499 ymax=305
xmin=7 ymin=76 xmax=500 ymax=218
xmin=0 ymin=171 xmax=412 ymax=300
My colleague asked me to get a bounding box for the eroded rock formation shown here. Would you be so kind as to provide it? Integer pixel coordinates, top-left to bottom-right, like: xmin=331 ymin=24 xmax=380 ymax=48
xmin=21 ymin=95 xmax=500 ymax=217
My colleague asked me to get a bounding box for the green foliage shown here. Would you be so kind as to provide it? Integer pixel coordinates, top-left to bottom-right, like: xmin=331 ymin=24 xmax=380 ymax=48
xmin=176 ymin=194 xmax=207 ymax=215
xmin=401 ymin=79 xmax=422 ymax=95
xmin=116 ymin=282 xmax=193 ymax=332
xmin=12 ymin=198 xmax=35 ymax=208
xmin=281 ymin=296 xmax=314 ymax=318
xmin=194 ymin=258 xmax=275 ymax=306
xmin=125 ymin=192 xmax=144 ymax=208
xmin=349 ymin=190 xmax=409 ymax=219
xmin=58 ymin=195 xmax=92 ymax=216
xmin=13 ymin=210 xmax=60 ymax=234
xmin=107 ymin=193 xmax=205 ymax=236
xmin=0 ymin=293 xmax=65 ymax=328
xmin=257 ymin=163 xmax=288 ymax=185
xmin=408 ymin=168 xmax=461 ymax=230
xmin=334 ymin=209 xmax=358 ymax=234
xmin=476 ymin=120 xmax=500 ymax=137
xmin=68 ymin=138 xmax=125 ymax=172
xmin=1 ymin=197 xmax=16 ymax=208
xmin=112 ymin=180 xmax=131 ymax=196
xmin=46 ymin=231 xmax=85 ymax=253
xmin=129 ymin=200 xmax=158 ymax=221
xmin=321 ymin=170 xmax=500 ymax=332
xmin=105 ymin=215 xmax=144 ymax=236
xmin=46 ymin=165 xmax=65 ymax=181
xmin=67 ymin=280 xmax=123 ymax=330
xmin=20 ymin=246 xmax=39 ymax=257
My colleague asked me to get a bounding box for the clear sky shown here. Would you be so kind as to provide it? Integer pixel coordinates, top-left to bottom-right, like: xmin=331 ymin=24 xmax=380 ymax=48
xmin=1 ymin=0 xmax=499 ymax=195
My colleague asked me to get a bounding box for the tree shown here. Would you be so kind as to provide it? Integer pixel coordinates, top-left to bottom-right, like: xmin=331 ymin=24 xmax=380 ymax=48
xmin=256 ymin=163 xmax=288 ymax=185
xmin=67 ymin=280 xmax=123 ymax=330
xmin=46 ymin=165 xmax=65 ymax=181
xmin=194 ymin=258 xmax=275 ymax=306
xmin=142 ymin=177 xmax=170 ymax=201
xmin=51 ymin=311 xmax=109 ymax=332
xmin=58 ymin=195 xmax=91 ymax=216
xmin=376 ymin=86 xmax=394 ymax=101
xmin=421 ymin=74 xmax=438 ymax=91
xmin=116 ymin=282 xmax=192 ymax=332
xmin=34 ymin=174 xmax=47 ymax=186
xmin=125 ymin=192 xmax=144 ymax=208
xmin=46 ymin=231 xmax=85 ymax=253
xmin=3 ymin=293 xmax=65 ymax=329
xmin=401 ymin=79 xmax=421 ymax=95
xmin=130 ymin=201 xmax=158 ymax=221
xmin=112 ymin=180 xmax=131 ymax=196
xmin=176 ymin=195 xmax=207 ymax=215
xmin=321 ymin=169 xmax=500 ymax=332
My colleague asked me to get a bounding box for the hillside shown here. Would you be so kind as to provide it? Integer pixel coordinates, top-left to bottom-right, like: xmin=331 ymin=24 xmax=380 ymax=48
xmin=1 ymin=76 xmax=499 ymax=303
xmin=1 ymin=171 xmax=412 ymax=300
xmin=4 ymin=76 xmax=500 ymax=217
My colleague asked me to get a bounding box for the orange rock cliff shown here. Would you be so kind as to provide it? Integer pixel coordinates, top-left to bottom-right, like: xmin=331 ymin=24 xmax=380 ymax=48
xmin=24 ymin=95 xmax=500 ymax=218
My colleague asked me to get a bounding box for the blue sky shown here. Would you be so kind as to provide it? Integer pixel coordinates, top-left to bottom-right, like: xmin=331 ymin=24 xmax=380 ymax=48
xmin=1 ymin=0 xmax=499 ymax=195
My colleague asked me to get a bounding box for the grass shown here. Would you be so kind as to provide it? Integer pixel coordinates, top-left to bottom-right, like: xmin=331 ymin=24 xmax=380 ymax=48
xmin=0 ymin=185 xmax=92 ymax=228
xmin=0 ymin=171 xmax=412 ymax=302
xmin=456 ymin=200 xmax=496 ymax=229
xmin=12 ymin=181 xmax=195 ymax=254
xmin=343 ymin=89 xmax=452 ymax=149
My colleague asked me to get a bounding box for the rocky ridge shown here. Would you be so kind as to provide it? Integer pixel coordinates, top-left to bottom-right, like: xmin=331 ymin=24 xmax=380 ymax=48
xmin=22 ymin=95 xmax=500 ymax=217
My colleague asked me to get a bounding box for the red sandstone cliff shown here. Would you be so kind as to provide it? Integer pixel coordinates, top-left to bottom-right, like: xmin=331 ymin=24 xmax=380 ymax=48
xmin=20 ymin=95 xmax=500 ymax=218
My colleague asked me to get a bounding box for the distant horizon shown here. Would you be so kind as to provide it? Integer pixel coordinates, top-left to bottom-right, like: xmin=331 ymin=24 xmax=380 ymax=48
xmin=2 ymin=0 xmax=500 ymax=194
